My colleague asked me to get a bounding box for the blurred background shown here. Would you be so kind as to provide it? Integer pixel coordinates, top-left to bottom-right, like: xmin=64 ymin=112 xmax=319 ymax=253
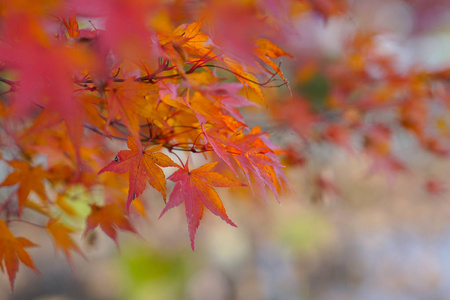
xmin=3 ymin=150 xmax=450 ymax=300
xmin=3 ymin=0 xmax=450 ymax=299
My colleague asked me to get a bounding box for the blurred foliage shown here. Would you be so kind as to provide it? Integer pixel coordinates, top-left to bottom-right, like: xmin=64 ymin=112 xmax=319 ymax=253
xmin=119 ymin=245 xmax=189 ymax=300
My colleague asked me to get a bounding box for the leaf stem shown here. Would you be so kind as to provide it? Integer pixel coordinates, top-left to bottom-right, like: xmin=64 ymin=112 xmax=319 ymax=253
xmin=0 ymin=77 xmax=16 ymax=87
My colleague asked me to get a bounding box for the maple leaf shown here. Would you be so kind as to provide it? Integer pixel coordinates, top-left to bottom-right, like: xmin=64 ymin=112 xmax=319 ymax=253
xmin=84 ymin=203 xmax=136 ymax=247
xmin=223 ymin=56 xmax=266 ymax=105
xmin=234 ymin=150 xmax=285 ymax=202
xmin=254 ymin=38 xmax=293 ymax=94
xmin=181 ymin=19 xmax=211 ymax=57
xmin=207 ymin=2 xmax=267 ymax=63
xmin=61 ymin=11 xmax=80 ymax=38
xmin=203 ymin=127 xmax=236 ymax=173
xmin=98 ymin=136 xmax=179 ymax=211
xmin=201 ymin=125 xmax=287 ymax=202
xmin=21 ymin=92 xmax=106 ymax=170
xmin=105 ymin=78 xmax=159 ymax=146
xmin=227 ymin=127 xmax=287 ymax=201
xmin=102 ymin=0 xmax=157 ymax=59
xmin=159 ymin=160 xmax=246 ymax=250
xmin=0 ymin=13 xmax=96 ymax=170
xmin=162 ymin=19 xmax=212 ymax=59
xmin=0 ymin=161 xmax=48 ymax=216
xmin=187 ymin=91 xmax=226 ymax=126
xmin=0 ymin=220 xmax=39 ymax=291
xmin=46 ymin=219 xmax=84 ymax=267
xmin=215 ymin=82 xmax=258 ymax=123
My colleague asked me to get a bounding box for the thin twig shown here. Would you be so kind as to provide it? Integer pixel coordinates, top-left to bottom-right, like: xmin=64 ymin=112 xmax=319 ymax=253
xmin=203 ymin=64 xmax=280 ymax=86
xmin=0 ymin=77 xmax=16 ymax=86
xmin=83 ymin=123 xmax=128 ymax=141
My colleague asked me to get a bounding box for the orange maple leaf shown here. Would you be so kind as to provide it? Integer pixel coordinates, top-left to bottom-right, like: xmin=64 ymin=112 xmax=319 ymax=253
xmin=84 ymin=203 xmax=136 ymax=247
xmin=61 ymin=11 xmax=80 ymax=38
xmin=46 ymin=219 xmax=84 ymax=267
xmin=0 ymin=161 xmax=47 ymax=216
xmin=0 ymin=220 xmax=39 ymax=290
xmin=105 ymin=78 xmax=159 ymax=146
xmin=254 ymin=38 xmax=293 ymax=95
xmin=255 ymin=38 xmax=293 ymax=60
xmin=223 ymin=56 xmax=266 ymax=105
xmin=159 ymin=160 xmax=246 ymax=250
xmin=98 ymin=136 xmax=179 ymax=211
xmin=164 ymin=18 xmax=212 ymax=59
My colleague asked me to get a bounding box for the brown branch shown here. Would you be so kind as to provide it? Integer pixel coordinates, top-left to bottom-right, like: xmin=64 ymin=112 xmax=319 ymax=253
xmin=203 ymin=64 xmax=281 ymax=87
xmin=83 ymin=123 xmax=128 ymax=141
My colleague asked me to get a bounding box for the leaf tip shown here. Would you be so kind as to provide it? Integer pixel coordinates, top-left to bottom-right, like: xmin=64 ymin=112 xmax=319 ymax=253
xmin=190 ymin=235 xmax=196 ymax=251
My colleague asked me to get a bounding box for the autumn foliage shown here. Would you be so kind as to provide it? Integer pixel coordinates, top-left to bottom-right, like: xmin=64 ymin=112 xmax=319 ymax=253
xmin=0 ymin=0 xmax=449 ymax=291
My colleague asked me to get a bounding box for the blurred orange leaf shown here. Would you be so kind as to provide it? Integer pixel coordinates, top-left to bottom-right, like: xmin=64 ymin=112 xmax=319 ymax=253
xmin=46 ymin=219 xmax=84 ymax=267
xmin=61 ymin=12 xmax=80 ymax=38
xmin=85 ymin=203 xmax=136 ymax=246
xmin=0 ymin=220 xmax=39 ymax=291
xmin=0 ymin=161 xmax=48 ymax=216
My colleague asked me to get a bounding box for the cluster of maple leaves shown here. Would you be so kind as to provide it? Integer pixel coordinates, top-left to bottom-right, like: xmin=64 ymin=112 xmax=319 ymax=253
xmin=0 ymin=0 xmax=296 ymax=290
xmin=1 ymin=0 xmax=448 ymax=292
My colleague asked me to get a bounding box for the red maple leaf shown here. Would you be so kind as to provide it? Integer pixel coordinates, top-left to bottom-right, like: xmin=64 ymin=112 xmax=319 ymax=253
xmin=229 ymin=128 xmax=287 ymax=201
xmin=234 ymin=150 xmax=285 ymax=202
xmin=98 ymin=136 xmax=179 ymax=211
xmin=159 ymin=160 xmax=246 ymax=250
